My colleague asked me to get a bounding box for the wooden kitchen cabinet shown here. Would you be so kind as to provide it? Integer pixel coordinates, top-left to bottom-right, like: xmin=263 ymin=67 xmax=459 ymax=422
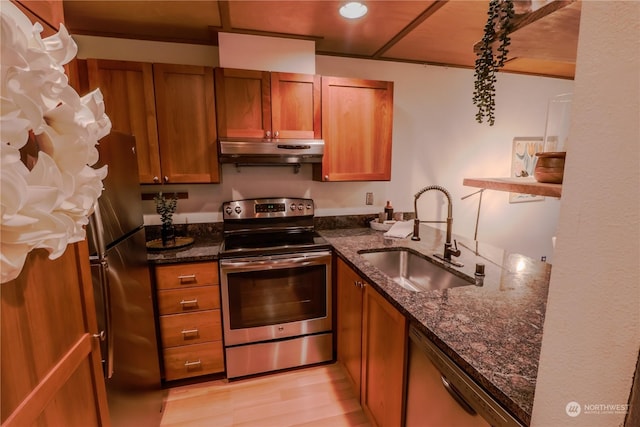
xmin=86 ymin=60 xmax=219 ymax=184
xmin=336 ymin=257 xmax=365 ymax=399
xmin=86 ymin=59 xmax=161 ymax=183
xmin=336 ymin=258 xmax=407 ymax=427
xmin=314 ymin=77 xmax=393 ymax=182
xmin=214 ymin=67 xmax=321 ymax=139
xmin=361 ymin=278 xmax=408 ymax=427
xmin=153 ymin=64 xmax=219 ymax=183
xmin=154 ymin=261 xmax=224 ymax=381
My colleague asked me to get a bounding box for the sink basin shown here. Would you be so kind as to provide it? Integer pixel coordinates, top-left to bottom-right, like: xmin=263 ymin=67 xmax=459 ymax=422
xmin=358 ymin=249 xmax=473 ymax=292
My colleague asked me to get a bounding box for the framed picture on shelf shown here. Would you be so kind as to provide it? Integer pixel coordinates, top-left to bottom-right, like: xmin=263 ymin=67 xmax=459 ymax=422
xmin=509 ymin=137 xmax=545 ymax=203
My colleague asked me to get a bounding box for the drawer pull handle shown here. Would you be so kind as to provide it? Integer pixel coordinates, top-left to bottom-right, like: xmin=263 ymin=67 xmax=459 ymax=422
xmin=184 ymin=359 xmax=201 ymax=368
xmin=181 ymin=328 xmax=199 ymax=336
xmin=178 ymin=274 xmax=196 ymax=282
xmin=179 ymin=298 xmax=198 ymax=306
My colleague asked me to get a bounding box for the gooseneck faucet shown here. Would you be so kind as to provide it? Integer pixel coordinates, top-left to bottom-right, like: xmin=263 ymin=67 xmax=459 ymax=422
xmin=411 ymin=185 xmax=463 ymax=267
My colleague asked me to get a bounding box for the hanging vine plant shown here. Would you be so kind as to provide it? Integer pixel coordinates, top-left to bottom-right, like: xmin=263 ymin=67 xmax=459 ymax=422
xmin=473 ymin=0 xmax=515 ymax=126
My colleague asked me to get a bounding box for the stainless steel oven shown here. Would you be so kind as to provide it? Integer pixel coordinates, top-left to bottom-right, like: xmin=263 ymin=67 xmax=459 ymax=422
xmin=219 ymin=198 xmax=333 ymax=379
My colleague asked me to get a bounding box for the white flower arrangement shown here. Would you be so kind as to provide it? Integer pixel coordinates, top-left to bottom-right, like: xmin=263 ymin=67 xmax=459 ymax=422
xmin=1 ymin=3 xmax=111 ymax=283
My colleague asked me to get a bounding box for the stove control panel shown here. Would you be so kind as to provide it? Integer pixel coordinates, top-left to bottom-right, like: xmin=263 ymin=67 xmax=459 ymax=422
xmin=222 ymin=198 xmax=315 ymax=219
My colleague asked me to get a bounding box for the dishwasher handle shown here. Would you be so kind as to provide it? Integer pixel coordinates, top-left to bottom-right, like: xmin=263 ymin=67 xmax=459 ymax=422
xmin=441 ymin=375 xmax=477 ymax=416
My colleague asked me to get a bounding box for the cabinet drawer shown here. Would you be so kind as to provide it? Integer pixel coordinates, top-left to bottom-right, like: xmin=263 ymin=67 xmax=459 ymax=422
xmin=159 ymin=310 xmax=222 ymax=348
xmin=163 ymin=342 xmax=224 ymax=381
xmin=155 ymin=262 xmax=218 ymax=290
xmin=157 ymin=285 xmax=220 ymax=315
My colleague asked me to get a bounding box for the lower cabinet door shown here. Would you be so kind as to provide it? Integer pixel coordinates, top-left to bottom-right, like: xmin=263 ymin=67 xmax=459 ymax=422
xmin=336 ymin=258 xmax=364 ymax=399
xmin=163 ymin=342 xmax=224 ymax=381
xmin=361 ymin=285 xmax=407 ymax=427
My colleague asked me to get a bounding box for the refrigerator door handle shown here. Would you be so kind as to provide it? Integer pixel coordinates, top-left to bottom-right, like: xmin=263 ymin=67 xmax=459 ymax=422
xmin=88 ymin=201 xmax=108 ymax=258
xmin=89 ymin=200 xmax=114 ymax=379
xmin=95 ymin=257 xmax=114 ymax=379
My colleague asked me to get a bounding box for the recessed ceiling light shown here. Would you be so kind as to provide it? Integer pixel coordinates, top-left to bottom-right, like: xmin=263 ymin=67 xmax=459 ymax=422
xmin=339 ymin=2 xmax=368 ymax=19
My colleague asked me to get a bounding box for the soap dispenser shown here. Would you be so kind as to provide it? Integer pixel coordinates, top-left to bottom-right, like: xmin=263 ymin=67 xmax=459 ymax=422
xmin=384 ymin=201 xmax=394 ymax=221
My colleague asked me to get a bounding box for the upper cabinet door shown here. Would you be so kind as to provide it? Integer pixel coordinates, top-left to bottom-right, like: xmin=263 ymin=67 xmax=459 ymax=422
xmin=86 ymin=59 xmax=161 ymax=184
xmin=270 ymin=72 xmax=321 ymax=139
xmin=315 ymin=77 xmax=393 ymax=182
xmin=214 ymin=68 xmax=271 ymax=139
xmin=214 ymin=68 xmax=321 ymax=140
xmin=153 ymin=64 xmax=219 ymax=184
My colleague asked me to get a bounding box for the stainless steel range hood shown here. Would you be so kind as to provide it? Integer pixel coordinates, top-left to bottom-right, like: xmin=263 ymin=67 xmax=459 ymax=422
xmin=218 ymin=138 xmax=324 ymax=164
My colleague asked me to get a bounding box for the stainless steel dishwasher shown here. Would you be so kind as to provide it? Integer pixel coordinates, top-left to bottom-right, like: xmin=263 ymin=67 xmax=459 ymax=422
xmin=406 ymin=325 xmax=524 ymax=427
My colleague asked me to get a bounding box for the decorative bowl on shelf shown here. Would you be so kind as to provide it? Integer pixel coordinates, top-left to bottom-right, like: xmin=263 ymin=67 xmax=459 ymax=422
xmin=534 ymin=152 xmax=566 ymax=184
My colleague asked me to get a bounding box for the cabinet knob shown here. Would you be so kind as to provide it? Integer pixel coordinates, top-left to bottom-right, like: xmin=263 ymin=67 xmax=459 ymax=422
xmin=324 ymin=175 xmax=329 ymax=181
xmin=274 ymin=131 xmax=279 ymax=138
xmin=164 ymin=176 xmax=169 ymax=183
xmin=265 ymin=131 xmax=271 ymax=138
xmin=153 ymin=176 xmax=160 ymax=183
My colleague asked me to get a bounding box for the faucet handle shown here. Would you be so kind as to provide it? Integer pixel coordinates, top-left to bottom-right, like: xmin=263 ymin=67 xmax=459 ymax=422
xmin=450 ymin=240 xmax=461 ymax=257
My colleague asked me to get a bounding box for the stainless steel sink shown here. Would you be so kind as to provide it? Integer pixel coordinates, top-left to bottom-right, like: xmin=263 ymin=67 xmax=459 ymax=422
xmin=358 ymin=249 xmax=473 ymax=292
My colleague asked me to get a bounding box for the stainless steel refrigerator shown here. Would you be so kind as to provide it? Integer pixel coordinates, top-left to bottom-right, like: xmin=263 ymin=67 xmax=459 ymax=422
xmin=87 ymin=131 xmax=165 ymax=426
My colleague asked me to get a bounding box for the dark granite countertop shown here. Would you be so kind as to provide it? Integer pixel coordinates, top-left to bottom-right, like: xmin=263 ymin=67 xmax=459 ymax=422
xmin=321 ymin=225 xmax=550 ymax=426
xmin=145 ymin=222 xmax=549 ymax=424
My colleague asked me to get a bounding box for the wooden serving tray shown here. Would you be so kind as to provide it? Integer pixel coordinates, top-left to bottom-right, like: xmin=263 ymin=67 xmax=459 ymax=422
xmin=146 ymin=236 xmax=195 ymax=251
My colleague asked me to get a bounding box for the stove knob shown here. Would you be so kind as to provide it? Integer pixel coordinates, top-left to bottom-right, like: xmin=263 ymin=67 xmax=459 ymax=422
xmin=297 ymin=203 xmax=304 ymax=211
xmin=290 ymin=204 xmax=296 ymax=211
xmin=306 ymin=204 xmax=312 ymax=210
xmin=225 ymin=206 xmax=233 ymax=215
xmin=234 ymin=206 xmax=242 ymax=214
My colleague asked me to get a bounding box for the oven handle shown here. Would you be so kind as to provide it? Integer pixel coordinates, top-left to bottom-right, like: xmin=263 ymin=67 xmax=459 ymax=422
xmin=220 ymin=251 xmax=331 ymax=272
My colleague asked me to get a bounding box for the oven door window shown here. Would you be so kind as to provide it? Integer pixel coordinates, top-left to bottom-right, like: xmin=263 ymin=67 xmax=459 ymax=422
xmin=226 ymin=265 xmax=327 ymax=329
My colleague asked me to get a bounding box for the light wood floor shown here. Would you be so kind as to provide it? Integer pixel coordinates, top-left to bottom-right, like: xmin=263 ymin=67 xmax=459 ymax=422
xmin=159 ymin=363 xmax=372 ymax=427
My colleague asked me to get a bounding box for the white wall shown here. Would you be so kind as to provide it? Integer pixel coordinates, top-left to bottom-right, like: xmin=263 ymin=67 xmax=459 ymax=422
xmin=74 ymin=35 xmax=572 ymax=262
xmin=315 ymin=56 xmax=571 ymax=263
xmin=532 ymin=2 xmax=640 ymax=426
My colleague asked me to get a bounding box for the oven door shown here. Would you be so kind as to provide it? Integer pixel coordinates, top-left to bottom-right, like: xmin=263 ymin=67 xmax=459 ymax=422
xmin=219 ymin=250 xmax=332 ymax=346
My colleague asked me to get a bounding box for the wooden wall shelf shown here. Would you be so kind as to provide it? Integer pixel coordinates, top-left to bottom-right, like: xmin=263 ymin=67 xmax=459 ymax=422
xmin=463 ymin=177 xmax=562 ymax=198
